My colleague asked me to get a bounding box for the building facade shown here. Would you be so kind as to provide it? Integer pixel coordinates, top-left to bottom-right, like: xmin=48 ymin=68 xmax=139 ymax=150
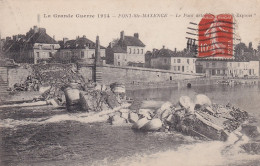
xmin=196 ymin=59 xmax=259 ymax=77
xmin=56 ymin=36 xmax=105 ymax=64
xmin=106 ymin=31 xmax=146 ymax=67
xmin=3 ymin=26 xmax=59 ymax=64
xmin=149 ymin=47 xmax=197 ymax=73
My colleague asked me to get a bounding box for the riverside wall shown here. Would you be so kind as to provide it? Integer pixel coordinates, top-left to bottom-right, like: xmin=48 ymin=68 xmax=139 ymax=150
xmin=100 ymin=65 xmax=204 ymax=85
xmin=4 ymin=63 xmax=206 ymax=90
xmin=78 ymin=64 xmax=206 ymax=89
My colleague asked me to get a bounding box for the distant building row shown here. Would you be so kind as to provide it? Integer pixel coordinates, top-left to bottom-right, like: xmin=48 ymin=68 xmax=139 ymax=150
xmin=1 ymin=26 xmax=146 ymax=66
xmin=1 ymin=26 xmax=259 ymax=78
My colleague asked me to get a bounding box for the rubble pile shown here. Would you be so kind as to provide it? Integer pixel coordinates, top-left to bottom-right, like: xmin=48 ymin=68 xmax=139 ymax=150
xmin=64 ymin=82 xmax=126 ymax=112
xmin=128 ymin=94 xmax=249 ymax=141
xmin=12 ymin=63 xmax=85 ymax=104
xmin=64 ymin=85 xmax=249 ymax=141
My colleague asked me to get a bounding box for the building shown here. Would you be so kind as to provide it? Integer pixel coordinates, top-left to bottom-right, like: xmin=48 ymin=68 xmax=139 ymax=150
xmin=106 ymin=31 xmax=146 ymax=67
xmin=3 ymin=26 xmax=60 ymax=64
xmin=56 ymin=35 xmax=106 ymax=64
xmin=196 ymin=56 xmax=259 ymax=78
xmin=149 ymin=46 xmax=197 ymax=73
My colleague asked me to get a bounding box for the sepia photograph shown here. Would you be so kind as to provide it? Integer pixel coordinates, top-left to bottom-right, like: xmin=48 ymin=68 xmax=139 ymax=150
xmin=0 ymin=0 xmax=260 ymax=165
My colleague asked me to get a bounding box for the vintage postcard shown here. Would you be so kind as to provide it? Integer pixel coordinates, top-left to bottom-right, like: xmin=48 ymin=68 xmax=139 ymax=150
xmin=0 ymin=0 xmax=260 ymax=165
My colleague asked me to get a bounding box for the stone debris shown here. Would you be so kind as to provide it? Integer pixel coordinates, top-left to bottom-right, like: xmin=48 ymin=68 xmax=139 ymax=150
xmin=194 ymin=94 xmax=212 ymax=107
xmin=129 ymin=112 xmax=139 ymax=123
xmin=132 ymin=118 xmax=150 ymax=129
xmin=10 ymin=63 xmax=84 ymax=106
xmin=64 ymin=81 xmax=127 ymax=113
xmin=140 ymin=118 xmax=163 ymax=131
xmin=128 ymin=94 xmax=249 ymax=142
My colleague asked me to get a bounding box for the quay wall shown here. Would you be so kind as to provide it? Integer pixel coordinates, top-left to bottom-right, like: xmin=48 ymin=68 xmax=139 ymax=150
xmin=79 ymin=65 xmax=204 ymax=85
xmin=3 ymin=63 xmax=205 ymax=90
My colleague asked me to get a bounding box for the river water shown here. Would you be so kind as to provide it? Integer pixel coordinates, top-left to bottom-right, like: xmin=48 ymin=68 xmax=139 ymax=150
xmin=1 ymin=83 xmax=260 ymax=166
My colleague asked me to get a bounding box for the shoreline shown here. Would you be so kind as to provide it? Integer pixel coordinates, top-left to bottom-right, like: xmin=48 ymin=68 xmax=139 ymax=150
xmin=125 ymin=77 xmax=260 ymax=90
xmin=1 ymin=77 xmax=259 ymax=104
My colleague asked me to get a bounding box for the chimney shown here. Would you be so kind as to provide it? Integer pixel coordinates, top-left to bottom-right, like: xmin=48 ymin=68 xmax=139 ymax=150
xmin=120 ymin=31 xmax=125 ymax=40
xmin=162 ymin=45 xmax=165 ymax=49
xmin=109 ymin=42 xmax=114 ymax=48
xmin=192 ymin=39 xmax=196 ymax=46
xmin=53 ymin=35 xmax=55 ymax=40
xmin=174 ymin=48 xmax=177 ymax=53
xmin=187 ymin=39 xmax=190 ymax=50
xmin=13 ymin=35 xmax=17 ymax=41
xmin=63 ymin=37 xmax=68 ymax=44
xmin=83 ymin=35 xmax=86 ymax=38
xmin=33 ymin=26 xmax=39 ymax=33
xmin=134 ymin=33 xmax=139 ymax=39
xmin=6 ymin=37 xmax=11 ymax=41
xmin=249 ymin=42 xmax=252 ymax=49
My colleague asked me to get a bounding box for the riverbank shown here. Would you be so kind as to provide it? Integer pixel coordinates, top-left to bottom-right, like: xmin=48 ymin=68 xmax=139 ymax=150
xmin=125 ymin=77 xmax=260 ymax=90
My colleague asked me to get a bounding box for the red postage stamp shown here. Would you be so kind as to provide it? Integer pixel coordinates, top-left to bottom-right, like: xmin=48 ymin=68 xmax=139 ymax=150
xmin=198 ymin=14 xmax=234 ymax=58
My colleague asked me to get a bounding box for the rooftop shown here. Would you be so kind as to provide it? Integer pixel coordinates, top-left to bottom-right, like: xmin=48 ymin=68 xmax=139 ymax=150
xmin=118 ymin=36 xmax=145 ymax=47
xmin=62 ymin=36 xmax=105 ymax=49
xmin=150 ymin=48 xmax=196 ymax=58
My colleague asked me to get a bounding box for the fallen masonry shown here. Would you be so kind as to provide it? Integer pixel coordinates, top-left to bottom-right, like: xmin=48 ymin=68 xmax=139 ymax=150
xmin=63 ymin=82 xmax=258 ymax=145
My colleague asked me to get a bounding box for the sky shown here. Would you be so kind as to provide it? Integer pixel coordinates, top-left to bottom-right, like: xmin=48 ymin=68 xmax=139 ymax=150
xmin=0 ymin=0 xmax=259 ymax=51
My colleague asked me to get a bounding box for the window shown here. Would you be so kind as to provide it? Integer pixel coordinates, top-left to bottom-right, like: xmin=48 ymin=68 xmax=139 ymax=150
xmin=187 ymin=59 xmax=190 ymax=64
xmin=178 ymin=66 xmax=180 ymax=71
xmin=141 ymin=49 xmax=143 ymax=54
xmin=174 ymin=66 xmax=176 ymax=71
xmin=81 ymin=51 xmax=84 ymax=58
xmin=133 ymin=49 xmax=135 ymax=54
xmin=49 ymin=52 xmax=52 ymax=57
xmin=137 ymin=49 xmax=139 ymax=54
xmin=36 ymin=52 xmax=40 ymax=58
xmin=177 ymin=59 xmax=181 ymax=63
xmin=174 ymin=59 xmax=176 ymax=63
xmin=118 ymin=62 xmax=120 ymax=66
xmin=182 ymin=66 xmax=184 ymax=72
xmin=129 ymin=48 xmax=131 ymax=54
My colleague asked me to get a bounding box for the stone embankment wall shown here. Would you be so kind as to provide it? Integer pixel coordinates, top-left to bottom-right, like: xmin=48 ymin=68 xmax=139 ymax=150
xmin=79 ymin=65 xmax=204 ymax=86
xmin=5 ymin=63 xmax=205 ymax=92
